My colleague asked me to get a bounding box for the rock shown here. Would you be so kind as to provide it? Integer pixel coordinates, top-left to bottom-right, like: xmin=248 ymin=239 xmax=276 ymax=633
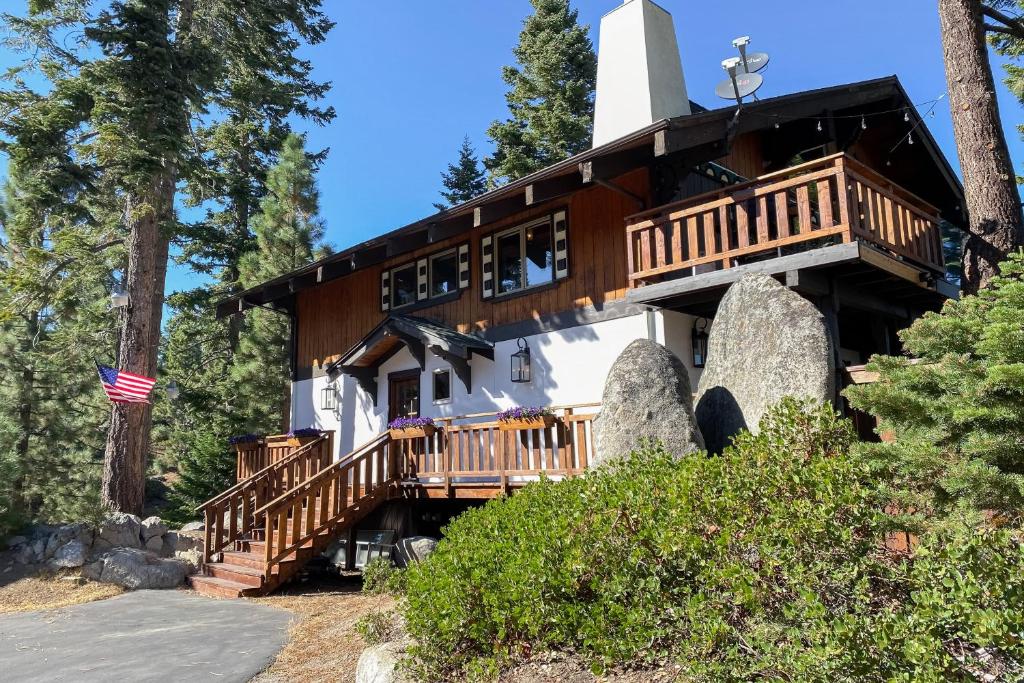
xmin=13 ymin=543 xmax=35 ymax=565
xmin=393 ymin=536 xmax=437 ymax=568
xmin=31 ymin=538 xmax=46 ymax=561
xmin=93 ymin=512 xmax=142 ymax=554
xmin=6 ymin=535 xmax=27 ymax=548
xmin=593 ymin=339 xmax=705 ymax=465
xmin=82 ymin=548 xmax=188 ymax=589
xmin=695 ymin=273 xmax=836 ymax=454
xmin=174 ymin=549 xmax=202 ymax=575
xmin=48 ymin=540 xmax=88 ymax=569
xmin=179 ymin=521 xmax=205 ymax=532
xmin=140 ymin=516 xmax=168 ymax=541
xmin=161 ymin=530 xmax=203 ymax=557
xmin=356 ymin=642 xmax=410 ymax=683
xmin=145 ymin=535 xmax=164 ymax=553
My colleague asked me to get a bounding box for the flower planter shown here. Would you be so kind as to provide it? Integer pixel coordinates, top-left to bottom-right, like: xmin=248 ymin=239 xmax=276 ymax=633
xmin=286 ymin=435 xmax=321 ymax=448
xmin=389 ymin=425 xmax=437 ymax=440
xmin=498 ymin=415 xmax=556 ymax=432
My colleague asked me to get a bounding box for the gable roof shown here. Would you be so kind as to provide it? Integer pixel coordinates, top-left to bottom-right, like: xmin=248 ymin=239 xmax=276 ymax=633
xmin=216 ymin=75 xmax=963 ymax=318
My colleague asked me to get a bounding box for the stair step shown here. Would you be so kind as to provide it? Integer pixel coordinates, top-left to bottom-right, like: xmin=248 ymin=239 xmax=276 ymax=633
xmin=189 ymin=574 xmax=254 ymax=599
xmin=206 ymin=562 xmax=264 ymax=588
xmin=220 ymin=550 xmax=265 ymax=569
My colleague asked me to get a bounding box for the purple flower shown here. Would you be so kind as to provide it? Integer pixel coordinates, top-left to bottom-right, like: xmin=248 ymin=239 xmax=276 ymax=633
xmin=496 ymin=406 xmax=553 ymax=422
xmin=388 ymin=416 xmax=436 ymax=430
xmin=228 ymin=433 xmax=264 ymax=445
xmin=287 ymin=428 xmax=323 ymax=438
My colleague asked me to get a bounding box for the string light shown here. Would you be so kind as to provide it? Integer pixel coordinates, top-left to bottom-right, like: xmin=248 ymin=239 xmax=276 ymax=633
xmin=774 ymin=122 xmax=780 ymax=129
xmin=861 ymin=116 xmax=867 ymax=130
xmin=908 ymin=132 xmax=914 ymax=145
xmin=904 ymin=110 xmax=910 ymax=122
xmin=817 ymin=119 xmax=823 ymax=133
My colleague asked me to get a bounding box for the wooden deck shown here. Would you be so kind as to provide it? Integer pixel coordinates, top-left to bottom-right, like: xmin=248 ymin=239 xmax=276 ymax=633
xmin=625 ymin=153 xmax=945 ymax=285
xmin=190 ymin=406 xmax=597 ymax=597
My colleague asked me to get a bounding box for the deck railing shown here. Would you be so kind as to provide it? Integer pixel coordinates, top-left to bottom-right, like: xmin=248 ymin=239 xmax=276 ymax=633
xmin=625 ymin=153 xmax=945 ymax=284
xmin=392 ymin=405 xmax=598 ymax=494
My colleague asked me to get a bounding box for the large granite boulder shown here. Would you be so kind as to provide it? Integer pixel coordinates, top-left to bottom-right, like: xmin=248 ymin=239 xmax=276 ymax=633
xmin=394 ymin=536 xmax=437 ymax=568
xmin=593 ymin=339 xmax=705 ymax=465
xmin=140 ymin=516 xmax=168 ymax=541
xmin=48 ymin=539 xmax=88 ymax=569
xmin=161 ymin=530 xmax=203 ymax=557
xmin=356 ymin=641 xmax=410 ymax=683
xmin=93 ymin=512 xmax=143 ymax=554
xmin=695 ymin=273 xmax=836 ymax=454
xmin=179 ymin=521 xmax=205 ymax=532
xmin=82 ymin=548 xmax=188 ymax=589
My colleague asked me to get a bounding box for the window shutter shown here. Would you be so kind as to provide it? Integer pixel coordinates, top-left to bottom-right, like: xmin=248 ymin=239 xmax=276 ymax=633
xmin=481 ymin=236 xmax=494 ymax=299
xmin=417 ymin=258 xmax=428 ymax=301
xmin=458 ymin=244 xmax=470 ymax=289
xmin=553 ymin=210 xmax=569 ymax=280
xmin=380 ymin=270 xmax=390 ymax=312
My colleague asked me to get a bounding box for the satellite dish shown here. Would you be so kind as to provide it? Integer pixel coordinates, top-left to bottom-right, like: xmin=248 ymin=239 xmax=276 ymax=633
xmin=715 ymin=71 xmax=763 ymax=101
xmin=738 ymin=51 xmax=770 ymax=73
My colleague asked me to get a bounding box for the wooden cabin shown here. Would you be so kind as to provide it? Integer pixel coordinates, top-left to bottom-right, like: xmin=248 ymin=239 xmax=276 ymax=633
xmin=191 ymin=2 xmax=964 ymax=597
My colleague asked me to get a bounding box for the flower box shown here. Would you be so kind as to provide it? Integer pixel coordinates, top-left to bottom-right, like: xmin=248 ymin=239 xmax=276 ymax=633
xmin=496 ymin=407 xmax=556 ymax=432
xmin=228 ymin=434 xmax=264 ymax=452
xmin=389 ymin=424 xmax=438 ymax=440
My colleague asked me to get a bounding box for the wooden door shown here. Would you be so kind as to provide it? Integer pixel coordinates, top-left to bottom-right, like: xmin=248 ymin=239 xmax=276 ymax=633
xmin=388 ymin=371 xmax=421 ymax=422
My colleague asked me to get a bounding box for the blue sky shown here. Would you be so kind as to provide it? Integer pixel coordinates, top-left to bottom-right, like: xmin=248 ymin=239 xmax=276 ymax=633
xmin=2 ymin=0 xmax=1023 ymax=296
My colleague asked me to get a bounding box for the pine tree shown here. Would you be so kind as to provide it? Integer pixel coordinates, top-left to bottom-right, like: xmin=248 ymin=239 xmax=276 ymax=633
xmin=484 ymin=0 xmax=597 ymax=184
xmin=1 ymin=0 xmax=333 ymax=514
xmin=845 ymin=250 xmax=1024 ymax=528
xmin=434 ymin=136 xmax=487 ymax=211
xmin=938 ymin=0 xmax=1024 ymax=294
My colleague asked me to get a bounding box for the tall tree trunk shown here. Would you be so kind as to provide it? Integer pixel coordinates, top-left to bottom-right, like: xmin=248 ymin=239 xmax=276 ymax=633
xmin=101 ymin=174 xmax=173 ymax=514
xmin=938 ymin=0 xmax=1024 ymax=294
xmin=13 ymin=310 xmax=38 ymax=517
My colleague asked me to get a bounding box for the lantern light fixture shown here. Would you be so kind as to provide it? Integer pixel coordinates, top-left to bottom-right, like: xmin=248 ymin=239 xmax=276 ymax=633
xmin=510 ymin=337 xmax=532 ymax=384
xmin=321 ymin=385 xmax=338 ymax=411
xmin=692 ymin=318 xmax=710 ymax=368
xmin=110 ymin=284 xmax=129 ymax=309
xmin=166 ymin=380 xmax=180 ymax=401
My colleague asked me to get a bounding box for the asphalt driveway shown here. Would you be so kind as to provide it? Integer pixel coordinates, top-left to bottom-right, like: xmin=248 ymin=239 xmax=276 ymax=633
xmin=0 ymin=589 xmax=292 ymax=682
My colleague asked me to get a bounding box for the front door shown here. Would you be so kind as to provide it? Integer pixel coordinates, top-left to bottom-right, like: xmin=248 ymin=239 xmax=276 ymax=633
xmin=388 ymin=370 xmax=420 ymax=422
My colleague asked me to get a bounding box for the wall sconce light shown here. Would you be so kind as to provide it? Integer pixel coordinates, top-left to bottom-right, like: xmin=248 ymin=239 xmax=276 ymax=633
xmin=511 ymin=337 xmax=531 ymax=383
xmin=692 ymin=318 xmax=709 ymax=368
xmin=321 ymin=385 xmax=338 ymax=411
xmin=110 ymin=284 xmax=129 ymax=309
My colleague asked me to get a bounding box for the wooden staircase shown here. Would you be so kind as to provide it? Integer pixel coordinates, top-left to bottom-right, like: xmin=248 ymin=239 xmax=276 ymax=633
xmin=190 ymin=433 xmax=395 ymax=598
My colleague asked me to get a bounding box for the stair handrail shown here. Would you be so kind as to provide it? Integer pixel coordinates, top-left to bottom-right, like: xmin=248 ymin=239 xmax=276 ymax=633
xmin=196 ymin=432 xmax=330 ymax=513
xmin=252 ymin=431 xmax=391 ymax=519
xmin=255 ymin=432 xmax=394 ymax=570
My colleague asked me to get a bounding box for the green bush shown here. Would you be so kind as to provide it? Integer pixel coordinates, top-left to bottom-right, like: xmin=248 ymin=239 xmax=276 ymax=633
xmin=356 ymin=609 xmax=405 ymax=646
xmin=362 ymin=557 xmax=405 ymax=596
xmin=400 ymin=399 xmax=1024 ymax=681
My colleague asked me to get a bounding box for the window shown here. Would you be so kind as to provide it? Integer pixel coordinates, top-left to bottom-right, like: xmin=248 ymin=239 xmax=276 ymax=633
xmin=429 ymin=250 xmax=458 ymax=297
xmin=390 ymin=263 xmax=417 ymax=309
xmin=495 ymin=218 xmax=554 ymax=296
xmin=432 ymin=368 xmax=451 ymax=404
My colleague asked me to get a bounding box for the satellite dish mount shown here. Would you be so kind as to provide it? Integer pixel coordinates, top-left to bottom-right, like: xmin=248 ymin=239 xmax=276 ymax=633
xmin=715 ymin=36 xmax=769 ymax=105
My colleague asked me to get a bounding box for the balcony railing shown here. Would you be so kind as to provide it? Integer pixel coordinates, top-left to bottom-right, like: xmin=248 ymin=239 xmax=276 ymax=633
xmin=625 ymin=153 xmax=946 ymax=285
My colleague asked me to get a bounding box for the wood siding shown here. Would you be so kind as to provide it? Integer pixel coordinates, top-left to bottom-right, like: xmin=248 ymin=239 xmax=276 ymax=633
xmin=296 ymin=168 xmax=649 ymax=372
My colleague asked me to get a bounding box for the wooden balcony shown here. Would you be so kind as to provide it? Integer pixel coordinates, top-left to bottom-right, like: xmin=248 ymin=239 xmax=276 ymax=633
xmin=626 ymin=153 xmax=946 ymax=286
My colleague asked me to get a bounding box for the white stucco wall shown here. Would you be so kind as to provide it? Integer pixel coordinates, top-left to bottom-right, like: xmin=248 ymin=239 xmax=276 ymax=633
xmin=291 ymin=309 xmax=702 ymax=460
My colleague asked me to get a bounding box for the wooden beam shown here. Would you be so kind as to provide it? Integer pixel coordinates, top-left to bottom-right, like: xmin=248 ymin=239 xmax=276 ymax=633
xmin=387 ymin=230 xmax=429 ymax=256
xmin=340 ymin=366 xmax=378 ymax=407
xmin=526 ymin=173 xmax=585 ymax=206
xmin=580 ymin=146 xmax=652 ymax=184
xmin=474 ymin=194 xmax=526 ymax=228
xmin=428 ymin=213 xmax=475 ymax=243
xmin=320 ymin=258 xmax=353 ymax=281
xmin=784 ymin=269 xmax=831 ymax=297
xmin=389 ymin=329 xmax=426 ymax=370
xmin=351 ymin=244 xmax=389 ymax=269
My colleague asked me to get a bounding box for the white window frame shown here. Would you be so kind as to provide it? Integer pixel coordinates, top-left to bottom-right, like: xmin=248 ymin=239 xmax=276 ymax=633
xmin=428 ymin=248 xmax=459 ymax=299
xmin=432 ymin=367 xmax=452 ymax=405
xmin=492 ymin=216 xmax=554 ymax=298
xmin=389 ymin=262 xmax=417 ymax=310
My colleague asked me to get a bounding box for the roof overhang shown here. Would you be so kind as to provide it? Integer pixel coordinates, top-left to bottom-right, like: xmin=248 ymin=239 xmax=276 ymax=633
xmin=216 ymin=76 xmax=964 ymax=318
xmin=326 ymin=315 xmax=494 ymax=403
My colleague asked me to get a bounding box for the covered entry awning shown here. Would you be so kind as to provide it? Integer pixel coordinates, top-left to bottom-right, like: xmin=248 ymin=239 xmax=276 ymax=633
xmin=326 ymin=315 xmax=494 ymax=403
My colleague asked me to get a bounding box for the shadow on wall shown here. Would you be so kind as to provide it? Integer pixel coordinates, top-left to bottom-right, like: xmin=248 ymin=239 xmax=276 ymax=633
xmin=694 ymin=386 xmax=747 ymax=455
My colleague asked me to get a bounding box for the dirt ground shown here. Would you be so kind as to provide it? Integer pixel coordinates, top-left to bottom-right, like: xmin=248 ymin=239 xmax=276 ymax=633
xmin=249 ymin=572 xmax=393 ymax=683
xmin=0 ymin=567 xmax=124 ymax=614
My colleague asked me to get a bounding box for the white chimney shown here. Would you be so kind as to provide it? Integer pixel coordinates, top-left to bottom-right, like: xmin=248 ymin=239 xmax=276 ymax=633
xmin=592 ymin=0 xmax=691 ymax=147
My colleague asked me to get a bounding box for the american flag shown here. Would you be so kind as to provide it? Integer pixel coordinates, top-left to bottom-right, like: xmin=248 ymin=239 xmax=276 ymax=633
xmin=96 ymin=363 xmax=157 ymax=404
